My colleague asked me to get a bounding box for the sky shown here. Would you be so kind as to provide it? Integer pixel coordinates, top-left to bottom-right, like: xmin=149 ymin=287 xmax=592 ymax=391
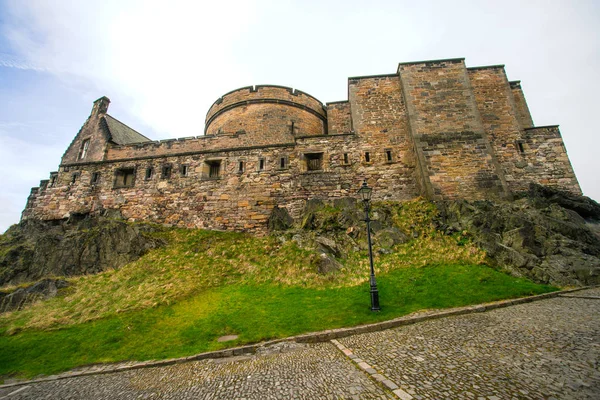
xmin=0 ymin=0 xmax=599 ymax=232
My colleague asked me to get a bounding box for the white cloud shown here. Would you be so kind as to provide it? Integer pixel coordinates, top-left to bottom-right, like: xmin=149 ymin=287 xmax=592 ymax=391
xmin=0 ymin=52 xmax=45 ymax=71
xmin=3 ymin=0 xmax=257 ymax=137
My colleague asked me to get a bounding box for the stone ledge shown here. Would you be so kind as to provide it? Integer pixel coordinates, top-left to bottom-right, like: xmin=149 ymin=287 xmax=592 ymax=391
xmin=0 ymin=285 xmax=594 ymax=389
xmin=60 ymin=142 xmax=297 ymax=167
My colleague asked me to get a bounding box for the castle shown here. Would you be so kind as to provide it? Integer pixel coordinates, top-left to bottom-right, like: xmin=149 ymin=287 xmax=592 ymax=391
xmin=22 ymin=58 xmax=581 ymax=233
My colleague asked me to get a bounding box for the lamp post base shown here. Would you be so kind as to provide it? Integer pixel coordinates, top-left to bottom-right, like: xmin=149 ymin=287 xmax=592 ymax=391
xmin=370 ymin=286 xmax=380 ymax=311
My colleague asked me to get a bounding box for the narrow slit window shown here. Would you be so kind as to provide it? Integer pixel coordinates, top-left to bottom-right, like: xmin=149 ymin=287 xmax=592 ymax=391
xmin=364 ymin=152 xmax=371 ymax=163
xmin=258 ymin=158 xmax=265 ymax=171
xmin=161 ymin=165 xmax=172 ymax=179
xmin=343 ymin=153 xmax=349 ymax=165
xmin=517 ymin=141 xmax=525 ymax=153
xmin=91 ymin=172 xmax=100 ymax=185
xmin=385 ymin=150 xmax=393 ymax=162
xmin=238 ymin=161 xmax=245 ymax=173
xmin=279 ymin=157 xmax=288 ymax=169
xmin=71 ymin=173 xmax=79 ymax=184
xmin=290 ymin=121 xmax=295 ymax=134
xmin=145 ymin=167 xmax=153 ymax=180
xmin=181 ymin=165 xmax=189 ymax=177
xmin=78 ymin=139 xmax=90 ymax=160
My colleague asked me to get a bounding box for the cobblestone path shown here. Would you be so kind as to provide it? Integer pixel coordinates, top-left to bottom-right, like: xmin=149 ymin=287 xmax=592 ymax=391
xmin=0 ymin=289 xmax=598 ymax=399
xmin=340 ymin=288 xmax=600 ymax=400
xmin=0 ymin=342 xmax=393 ymax=400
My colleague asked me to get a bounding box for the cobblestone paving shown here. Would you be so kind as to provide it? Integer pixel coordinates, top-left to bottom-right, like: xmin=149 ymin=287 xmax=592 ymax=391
xmin=340 ymin=288 xmax=600 ymax=400
xmin=0 ymin=342 xmax=393 ymax=399
xmin=1 ymin=289 xmax=598 ymax=399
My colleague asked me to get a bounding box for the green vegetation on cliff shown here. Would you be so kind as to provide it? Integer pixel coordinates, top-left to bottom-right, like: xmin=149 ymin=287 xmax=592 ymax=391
xmin=0 ymin=199 xmax=557 ymax=380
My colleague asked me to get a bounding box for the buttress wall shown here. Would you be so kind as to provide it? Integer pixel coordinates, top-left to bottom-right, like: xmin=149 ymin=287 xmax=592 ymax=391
xmin=397 ymin=59 xmax=507 ymax=200
xmin=468 ymin=66 xmax=527 ymax=192
xmin=519 ymin=126 xmax=581 ymax=194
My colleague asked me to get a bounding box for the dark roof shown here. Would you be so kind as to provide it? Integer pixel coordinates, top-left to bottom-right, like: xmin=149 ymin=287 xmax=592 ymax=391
xmin=103 ymin=114 xmax=152 ymax=145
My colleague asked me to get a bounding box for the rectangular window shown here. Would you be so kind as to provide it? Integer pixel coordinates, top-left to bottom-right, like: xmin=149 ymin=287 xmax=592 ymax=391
xmin=258 ymin=158 xmax=265 ymax=171
xmin=305 ymin=153 xmax=323 ymax=171
xmin=238 ymin=160 xmax=245 ymax=173
xmin=343 ymin=153 xmax=349 ymax=165
xmin=91 ymin=172 xmax=100 ymax=185
xmin=385 ymin=149 xmax=393 ymax=163
xmin=145 ymin=167 xmax=153 ymax=180
xmin=517 ymin=141 xmax=525 ymax=153
xmin=161 ymin=164 xmax=172 ymax=179
xmin=206 ymin=160 xmax=221 ymax=178
xmin=114 ymin=168 xmax=135 ymax=188
xmin=364 ymin=152 xmax=371 ymax=163
xmin=180 ymin=165 xmax=189 ymax=177
xmin=78 ymin=139 xmax=90 ymax=160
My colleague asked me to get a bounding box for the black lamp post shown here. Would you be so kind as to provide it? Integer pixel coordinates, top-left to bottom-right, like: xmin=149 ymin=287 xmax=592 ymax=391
xmin=358 ymin=180 xmax=381 ymax=312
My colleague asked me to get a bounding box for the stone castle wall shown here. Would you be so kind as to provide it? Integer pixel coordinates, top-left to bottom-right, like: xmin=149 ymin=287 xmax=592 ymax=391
xmin=519 ymin=126 xmax=581 ymax=194
xmin=398 ymin=59 xmax=507 ymax=200
xmin=468 ymin=66 xmax=527 ymax=192
xmin=22 ymin=58 xmax=582 ymax=233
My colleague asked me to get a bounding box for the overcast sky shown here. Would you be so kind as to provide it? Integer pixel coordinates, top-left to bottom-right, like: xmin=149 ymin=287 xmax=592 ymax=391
xmin=1 ymin=0 xmax=599 ymax=232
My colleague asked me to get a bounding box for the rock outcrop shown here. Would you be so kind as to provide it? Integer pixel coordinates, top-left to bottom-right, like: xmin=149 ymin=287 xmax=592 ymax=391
xmin=2 ymin=184 xmax=598 ymax=301
xmin=0 ymin=214 xmax=166 ymax=287
xmin=275 ymin=197 xmax=410 ymax=274
xmin=0 ymin=278 xmax=68 ymax=313
xmin=271 ymin=185 xmax=600 ymax=287
xmin=435 ymin=184 xmax=600 ymax=287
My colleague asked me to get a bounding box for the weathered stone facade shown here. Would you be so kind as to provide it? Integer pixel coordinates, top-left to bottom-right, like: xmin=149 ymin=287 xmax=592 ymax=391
xmin=22 ymin=58 xmax=581 ymax=233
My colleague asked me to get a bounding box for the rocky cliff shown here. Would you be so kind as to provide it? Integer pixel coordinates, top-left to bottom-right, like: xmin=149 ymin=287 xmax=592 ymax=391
xmin=436 ymin=184 xmax=600 ymax=287
xmin=1 ymin=184 xmax=598 ymax=313
xmin=270 ymin=184 xmax=600 ymax=287
xmin=0 ymin=214 xmax=165 ymax=311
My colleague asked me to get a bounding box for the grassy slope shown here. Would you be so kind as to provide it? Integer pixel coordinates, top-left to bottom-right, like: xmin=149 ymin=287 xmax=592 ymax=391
xmin=0 ymin=200 xmax=557 ymax=379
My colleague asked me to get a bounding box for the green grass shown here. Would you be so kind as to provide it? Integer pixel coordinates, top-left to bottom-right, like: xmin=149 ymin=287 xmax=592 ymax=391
xmin=0 ymin=263 xmax=555 ymax=379
xmin=0 ymin=200 xmax=559 ymax=380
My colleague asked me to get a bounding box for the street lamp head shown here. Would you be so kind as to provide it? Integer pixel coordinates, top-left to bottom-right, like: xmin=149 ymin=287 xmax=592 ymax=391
xmin=358 ymin=179 xmax=372 ymax=202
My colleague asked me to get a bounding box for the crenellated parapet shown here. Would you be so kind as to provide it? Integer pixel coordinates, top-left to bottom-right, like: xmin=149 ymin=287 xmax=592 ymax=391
xmin=205 ymin=85 xmax=327 ymax=138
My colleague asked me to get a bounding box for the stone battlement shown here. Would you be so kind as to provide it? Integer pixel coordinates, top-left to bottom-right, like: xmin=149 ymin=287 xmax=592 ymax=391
xmin=205 ymin=85 xmax=327 ymax=138
xmin=21 ymin=58 xmax=582 ymax=233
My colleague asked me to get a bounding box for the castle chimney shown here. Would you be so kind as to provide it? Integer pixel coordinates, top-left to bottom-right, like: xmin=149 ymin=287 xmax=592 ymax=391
xmin=92 ymin=96 xmax=111 ymax=116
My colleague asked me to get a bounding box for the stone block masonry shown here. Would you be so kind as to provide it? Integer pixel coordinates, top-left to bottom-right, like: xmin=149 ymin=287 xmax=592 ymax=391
xmin=22 ymin=58 xmax=581 ymax=233
xmin=398 ymin=59 xmax=507 ymax=200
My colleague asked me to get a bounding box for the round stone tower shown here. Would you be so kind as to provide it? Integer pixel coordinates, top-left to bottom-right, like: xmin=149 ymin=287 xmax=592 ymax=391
xmin=205 ymin=85 xmax=327 ymax=137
